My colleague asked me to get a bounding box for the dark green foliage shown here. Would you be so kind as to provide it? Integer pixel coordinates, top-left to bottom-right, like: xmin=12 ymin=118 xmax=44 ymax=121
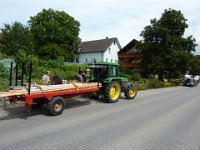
xmin=49 ymin=64 xmax=80 ymax=81
xmin=0 ymin=52 xmax=6 ymax=59
xmin=136 ymin=84 xmax=148 ymax=90
xmin=120 ymin=68 xmax=141 ymax=81
xmin=169 ymin=79 xmax=182 ymax=86
xmin=0 ymin=63 xmax=8 ymax=81
xmin=28 ymin=8 xmax=80 ymax=61
xmin=0 ymin=22 xmax=33 ymax=56
xmin=132 ymin=72 xmax=141 ymax=82
xmin=140 ymin=8 xmax=198 ymax=80
xmin=3 ymin=57 xmax=82 ymax=85
xmin=147 ymin=79 xmax=164 ymax=89
xmin=135 ymin=77 xmax=183 ymax=90
xmin=30 ymin=58 xmax=81 ymax=84
xmin=38 ymin=57 xmax=65 ymax=69
xmin=0 ymin=63 xmax=9 ymax=90
xmin=188 ymin=55 xmax=200 ymax=75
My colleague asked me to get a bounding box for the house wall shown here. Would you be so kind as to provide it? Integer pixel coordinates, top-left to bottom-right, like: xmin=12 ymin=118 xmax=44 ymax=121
xmin=118 ymin=44 xmax=143 ymax=69
xmin=76 ymin=41 xmax=120 ymax=64
xmin=76 ymin=52 xmax=103 ymax=64
xmin=103 ymin=42 xmax=120 ymax=63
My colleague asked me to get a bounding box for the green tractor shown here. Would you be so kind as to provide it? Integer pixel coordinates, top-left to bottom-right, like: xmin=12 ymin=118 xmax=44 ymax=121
xmin=79 ymin=62 xmax=137 ymax=103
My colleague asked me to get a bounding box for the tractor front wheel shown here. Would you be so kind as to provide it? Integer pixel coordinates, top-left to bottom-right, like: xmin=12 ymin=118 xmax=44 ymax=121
xmin=124 ymin=84 xmax=137 ymax=99
xmin=104 ymin=81 xmax=121 ymax=103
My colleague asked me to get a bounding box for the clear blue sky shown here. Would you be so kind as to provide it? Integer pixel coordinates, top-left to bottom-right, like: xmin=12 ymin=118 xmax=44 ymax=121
xmin=0 ymin=0 xmax=199 ymax=54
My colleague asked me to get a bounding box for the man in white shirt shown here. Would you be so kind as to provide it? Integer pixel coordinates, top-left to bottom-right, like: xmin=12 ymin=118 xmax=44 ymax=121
xmin=42 ymin=71 xmax=50 ymax=85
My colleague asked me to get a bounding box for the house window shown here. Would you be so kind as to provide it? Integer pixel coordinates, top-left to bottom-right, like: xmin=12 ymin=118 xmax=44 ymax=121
xmin=85 ymin=58 xmax=88 ymax=63
xmin=113 ymin=41 xmax=116 ymax=45
xmin=108 ymin=48 xmax=111 ymax=53
xmin=106 ymin=58 xmax=108 ymax=62
xmin=94 ymin=58 xmax=97 ymax=63
xmin=76 ymin=58 xmax=79 ymax=63
xmin=111 ymin=59 xmax=113 ymax=62
xmin=115 ymin=60 xmax=117 ymax=63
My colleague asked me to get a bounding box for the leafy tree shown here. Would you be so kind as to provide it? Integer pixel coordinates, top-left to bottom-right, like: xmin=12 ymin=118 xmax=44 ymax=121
xmin=0 ymin=63 xmax=8 ymax=81
xmin=28 ymin=8 xmax=80 ymax=61
xmin=140 ymin=8 xmax=197 ymax=80
xmin=0 ymin=62 xmax=9 ymax=90
xmin=0 ymin=51 xmax=6 ymax=59
xmin=38 ymin=56 xmax=65 ymax=69
xmin=0 ymin=22 xmax=33 ymax=56
xmin=188 ymin=55 xmax=200 ymax=75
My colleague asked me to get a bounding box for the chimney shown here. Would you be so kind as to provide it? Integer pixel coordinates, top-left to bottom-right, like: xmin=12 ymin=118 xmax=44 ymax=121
xmin=106 ymin=36 xmax=109 ymax=39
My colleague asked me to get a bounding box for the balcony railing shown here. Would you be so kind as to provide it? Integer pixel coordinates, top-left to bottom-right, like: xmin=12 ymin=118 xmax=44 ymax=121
xmin=118 ymin=53 xmax=143 ymax=58
xmin=120 ymin=63 xmax=143 ymax=68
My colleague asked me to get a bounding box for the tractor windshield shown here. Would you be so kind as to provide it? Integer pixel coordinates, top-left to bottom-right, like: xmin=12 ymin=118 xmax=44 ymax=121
xmin=109 ymin=66 xmax=119 ymax=77
xmin=88 ymin=65 xmax=108 ymax=81
xmin=87 ymin=64 xmax=119 ymax=82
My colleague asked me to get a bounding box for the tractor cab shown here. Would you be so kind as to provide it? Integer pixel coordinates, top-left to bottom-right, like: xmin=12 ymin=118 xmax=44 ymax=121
xmin=86 ymin=62 xmax=120 ymax=83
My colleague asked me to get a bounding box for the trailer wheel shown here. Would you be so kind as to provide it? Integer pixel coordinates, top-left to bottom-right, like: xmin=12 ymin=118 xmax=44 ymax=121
xmin=104 ymin=81 xmax=121 ymax=103
xmin=48 ymin=96 xmax=65 ymax=116
xmin=124 ymin=83 xmax=137 ymax=99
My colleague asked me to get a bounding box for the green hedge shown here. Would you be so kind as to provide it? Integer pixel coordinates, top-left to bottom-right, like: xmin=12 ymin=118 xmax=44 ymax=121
xmin=169 ymin=79 xmax=182 ymax=86
xmin=147 ymin=79 xmax=165 ymax=89
xmin=33 ymin=63 xmax=84 ymax=84
xmin=135 ymin=78 xmax=182 ymax=90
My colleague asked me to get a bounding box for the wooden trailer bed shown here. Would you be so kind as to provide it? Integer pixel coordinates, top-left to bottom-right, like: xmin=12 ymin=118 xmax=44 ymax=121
xmin=0 ymin=82 xmax=100 ymax=98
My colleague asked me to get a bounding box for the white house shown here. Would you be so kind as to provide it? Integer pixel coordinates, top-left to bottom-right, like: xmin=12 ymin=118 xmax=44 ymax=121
xmin=75 ymin=37 xmax=121 ymax=64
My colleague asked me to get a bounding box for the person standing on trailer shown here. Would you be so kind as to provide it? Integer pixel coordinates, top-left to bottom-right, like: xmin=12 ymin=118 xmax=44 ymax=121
xmin=42 ymin=71 xmax=50 ymax=85
xmin=83 ymin=68 xmax=91 ymax=82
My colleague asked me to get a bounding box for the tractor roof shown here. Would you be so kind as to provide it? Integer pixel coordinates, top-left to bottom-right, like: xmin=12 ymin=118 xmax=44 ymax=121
xmin=95 ymin=62 xmax=119 ymax=66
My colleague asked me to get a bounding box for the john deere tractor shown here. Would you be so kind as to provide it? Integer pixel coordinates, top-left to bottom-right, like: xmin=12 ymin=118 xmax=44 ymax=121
xmin=80 ymin=62 xmax=137 ymax=103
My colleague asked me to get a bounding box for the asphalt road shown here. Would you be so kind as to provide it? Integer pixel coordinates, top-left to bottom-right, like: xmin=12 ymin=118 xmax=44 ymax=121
xmin=0 ymin=86 xmax=200 ymax=150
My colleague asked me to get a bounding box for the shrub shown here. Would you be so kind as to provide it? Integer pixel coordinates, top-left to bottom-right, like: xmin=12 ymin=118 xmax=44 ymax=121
xmin=132 ymin=72 xmax=141 ymax=82
xmin=163 ymin=81 xmax=172 ymax=87
xmin=137 ymin=84 xmax=148 ymax=90
xmin=169 ymin=79 xmax=182 ymax=86
xmin=0 ymin=63 xmax=9 ymax=90
xmin=147 ymin=79 xmax=164 ymax=89
xmin=0 ymin=80 xmax=9 ymax=91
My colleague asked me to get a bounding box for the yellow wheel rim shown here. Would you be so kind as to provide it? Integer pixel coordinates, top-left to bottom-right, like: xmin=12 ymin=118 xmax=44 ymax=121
xmin=54 ymin=102 xmax=63 ymax=112
xmin=109 ymin=84 xmax=120 ymax=101
xmin=129 ymin=88 xmax=136 ymax=97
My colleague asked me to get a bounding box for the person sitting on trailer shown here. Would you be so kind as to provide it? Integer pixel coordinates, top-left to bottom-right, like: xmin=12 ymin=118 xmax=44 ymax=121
xmin=42 ymin=71 xmax=50 ymax=85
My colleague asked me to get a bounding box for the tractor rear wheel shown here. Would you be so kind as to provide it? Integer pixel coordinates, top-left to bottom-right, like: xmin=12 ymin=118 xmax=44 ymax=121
xmin=48 ymin=96 xmax=65 ymax=116
xmin=52 ymin=75 xmax=62 ymax=85
xmin=104 ymin=81 xmax=121 ymax=103
xmin=124 ymin=84 xmax=137 ymax=99
xmin=74 ymin=74 xmax=84 ymax=83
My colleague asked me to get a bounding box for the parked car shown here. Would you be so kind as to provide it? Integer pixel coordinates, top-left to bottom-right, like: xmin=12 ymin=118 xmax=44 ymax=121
xmin=183 ymin=78 xmax=198 ymax=87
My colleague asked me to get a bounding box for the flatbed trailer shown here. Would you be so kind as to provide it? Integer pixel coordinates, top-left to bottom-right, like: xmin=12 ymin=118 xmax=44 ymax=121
xmin=0 ymin=62 xmax=100 ymax=115
xmin=0 ymin=82 xmax=100 ymax=115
